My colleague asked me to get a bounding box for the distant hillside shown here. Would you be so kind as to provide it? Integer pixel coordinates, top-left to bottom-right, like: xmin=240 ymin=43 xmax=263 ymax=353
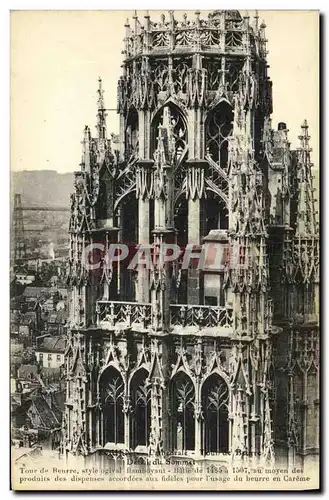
xmin=10 ymin=168 xmax=319 ymax=216
xmin=11 ymin=170 xmax=74 ymax=208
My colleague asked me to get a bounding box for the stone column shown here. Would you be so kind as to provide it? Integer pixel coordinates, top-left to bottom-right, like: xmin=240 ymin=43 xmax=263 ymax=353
xmin=148 ymin=339 xmax=169 ymax=458
xmin=137 ymin=197 xmax=150 ymax=303
xmin=136 ymin=159 xmax=153 ymax=304
xmin=96 ymin=408 xmax=100 ymax=448
xmin=188 ymin=198 xmax=201 ymax=304
xmin=194 ymin=389 xmax=202 ymax=456
xmin=187 ymin=109 xmax=196 ymax=159
xmin=99 ymin=410 xmax=104 ymax=448
xmin=138 ymin=110 xmax=145 ymax=158
xmin=88 ymin=409 xmax=93 ymax=452
xmin=123 ymin=394 xmax=131 ymax=450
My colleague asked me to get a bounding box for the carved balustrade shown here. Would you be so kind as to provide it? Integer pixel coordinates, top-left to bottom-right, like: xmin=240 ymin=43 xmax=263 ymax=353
xmin=96 ymin=301 xmax=234 ymax=331
xmin=96 ymin=301 xmax=152 ymax=329
xmin=170 ymin=303 xmax=233 ymax=329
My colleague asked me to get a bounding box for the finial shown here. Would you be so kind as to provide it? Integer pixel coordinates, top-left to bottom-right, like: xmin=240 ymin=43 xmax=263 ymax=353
xmin=133 ymin=10 xmax=137 ymax=19
xmin=144 ymin=10 xmax=150 ymax=31
xmin=97 ymin=77 xmax=104 ymax=109
xmin=124 ymin=18 xmax=130 ymax=27
xmin=84 ymin=125 xmax=90 ymax=141
xmin=169 ymin=10 xmax=175 ymax=29
xmin=254 ymin=10 xmax=259 ymax=31
xmin=302 ymin=119 xmax=309 ymax=129
xmin=96 ymin=78 xmax=107 ymax=140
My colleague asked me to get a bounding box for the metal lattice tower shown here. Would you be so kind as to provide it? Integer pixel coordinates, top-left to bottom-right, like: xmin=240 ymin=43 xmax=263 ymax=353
xmin=12 ymin=193 xmax=27 ymax=267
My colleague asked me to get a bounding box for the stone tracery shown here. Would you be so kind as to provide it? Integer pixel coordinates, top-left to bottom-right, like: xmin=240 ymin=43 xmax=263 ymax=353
xmin=65 ymin=10 xmax=319 ymax=472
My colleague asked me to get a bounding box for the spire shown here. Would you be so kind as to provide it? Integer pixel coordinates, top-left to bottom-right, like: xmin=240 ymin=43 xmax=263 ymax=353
xmin=254 ymin=9 xmax=259 ymax=31
xmin=96 ymin=77 xmax=107 ymax=140
xmin=259 ymin=21 xmax=267 ymax=57
xmin=144 ymin=10 xmax=150 ymax=30
xmin=133 ymin=10 xmax=139 ymax=34
xmin=295 ymin=120 xmax=318 ymax=236
xmin=81 ymin=125 xmax=91 ymax=173
xmin=156 ymin=106 xmax=175 ymax=165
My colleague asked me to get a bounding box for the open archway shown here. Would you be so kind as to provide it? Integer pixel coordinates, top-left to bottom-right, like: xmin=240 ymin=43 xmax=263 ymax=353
xmin=201 ymin=190 xmax=229 ymax=236
xmin=151 ymin=103 xmax=187 ymax=163
xmin=205 ymin=102 xmax=233 ymax=168
xmin=125 ymin=106 xmax=139 ymax=159
xmin=201 ymin=373 xmax=229 ymax=454
xmin=130 ymin=369 xmax=151 ymax=448
xmin=100 ymin=366 xmax=125 ymax=445
xmin=118 ymin=191 xmax=138 ymax=301
xmin=170 ymin=372 xmax=195 ymax=452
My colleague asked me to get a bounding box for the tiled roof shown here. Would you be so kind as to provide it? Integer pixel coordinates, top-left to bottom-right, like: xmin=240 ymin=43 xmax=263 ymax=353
xmin=56 ymin=309 xmax=68 ymax=323
xmin=51 ymin=391 xmax=65 ymax=423
xmin=22 ymin=287 xmax=50 ymax=299
xmin=48 ymin=312 xmax=58 ymax=323
xmin=40 ymin=367 xmax=62 ymax=383
xmin=20 ymin=312 xmax=36 ymax=325
xmin=32 ymin=396 xmax=60 ymax=429
xmin=10 ymin=311 xmax=20 ymax=323
xmin=11 ymin=343 xmax=24 ymax=355
xmin=17 ymin=364 xmax=38 ymax=380
xmin=36 ymin=336 xmax=66 ymax=353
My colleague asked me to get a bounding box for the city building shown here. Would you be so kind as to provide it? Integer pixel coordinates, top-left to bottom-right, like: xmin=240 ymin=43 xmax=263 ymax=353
xmin=64 ymin=10 xmax=319 ymax=470
xmin=35 ymin=336 xmax=66 ymax=369
xmin=15 ymin=269 xmax=36 ymax=286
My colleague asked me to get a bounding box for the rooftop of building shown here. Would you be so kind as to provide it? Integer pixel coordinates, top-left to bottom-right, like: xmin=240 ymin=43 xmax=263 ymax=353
xmin=40 ymin=367 xmax=62 ymax=383
xmin=17 ymin=364 xmax=38 ymax=380
xmin=35 ymin=336 xmax=66 ymax=353
xmin=30 ymin=395 xmax=61 ymax=429
xmin=22 ymin=286 xmax=51 ymax=299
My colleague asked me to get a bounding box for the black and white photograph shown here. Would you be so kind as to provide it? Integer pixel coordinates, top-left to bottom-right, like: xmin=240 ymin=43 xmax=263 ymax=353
xmin=10 ymin=9 xmax=320 ymax=491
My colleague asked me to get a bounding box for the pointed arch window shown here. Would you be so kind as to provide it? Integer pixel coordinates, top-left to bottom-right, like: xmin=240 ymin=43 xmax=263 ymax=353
xmin=206 ymin=58 xmax=222 ymax=91
xmin=101 ymin=367 xmax=125 ymax=445
xmin=173 ymin=63 xmax=190 ymax=94
xmin=170 ymin=373 xmax=195 ymax=452
xmin=151 ymin=104 xmax=187 ymax=166
xmin=96 ymin=167 xmax=114 ymax=221
xmin=119 ymin=192 xmax=138 ymax=301
xmin=125 ymin=107 xmax=139 ymax=160
xmin=130 ymin=369 xmax=151 ymax=448
xmin=202 ymin=192 xmax=228 ymax=234
xmin=202 ymin=374 xmax=229 ymax=454
xmin=205 ymin=103 xmax=233 ymax=168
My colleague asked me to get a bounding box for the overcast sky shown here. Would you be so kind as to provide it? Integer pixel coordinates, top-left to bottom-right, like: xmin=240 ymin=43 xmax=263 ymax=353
xmin=10 ymin=10 xmax=319 ymax=174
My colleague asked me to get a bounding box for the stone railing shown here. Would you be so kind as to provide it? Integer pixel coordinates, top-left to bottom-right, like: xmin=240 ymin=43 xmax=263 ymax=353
xmin=170 ymin=304 xmax=233 ymax=329
xmin=96 ymin=301 xmax=233 ymax=331
xmin=96 ymin=301 xmax=152 ymax=330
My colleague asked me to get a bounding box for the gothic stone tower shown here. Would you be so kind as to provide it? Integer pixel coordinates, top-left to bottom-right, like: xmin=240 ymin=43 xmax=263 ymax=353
xmin=64 ymin=10 xmax=319 ymax=470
